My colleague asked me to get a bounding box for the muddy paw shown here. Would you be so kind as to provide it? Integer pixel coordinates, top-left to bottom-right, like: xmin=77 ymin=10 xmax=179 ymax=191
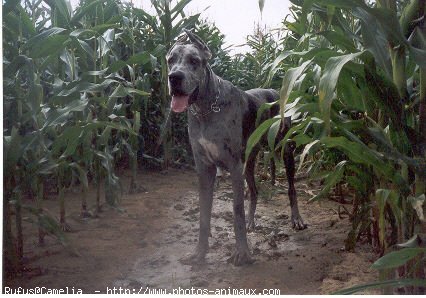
xmin=61 ymin=222 xmax=72 ymax=232
xmin=179 ymin=248 xmax=207 ymax=265
xmin=291 ymin=215 xmax=307 ymax=230
xmin=227 ymin=248 xmax=254 ymax=266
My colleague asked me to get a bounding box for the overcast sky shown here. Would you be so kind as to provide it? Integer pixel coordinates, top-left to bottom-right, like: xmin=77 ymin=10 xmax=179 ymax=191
xmin=139 ymin=0 xmax=291 ymax=51
xmin=70 ymin=0 xmax=291 ymax=52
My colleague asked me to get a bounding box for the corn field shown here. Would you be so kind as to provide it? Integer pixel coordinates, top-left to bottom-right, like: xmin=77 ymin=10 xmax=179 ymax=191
xmin=3 ymin=0 xmax=426 ymax=294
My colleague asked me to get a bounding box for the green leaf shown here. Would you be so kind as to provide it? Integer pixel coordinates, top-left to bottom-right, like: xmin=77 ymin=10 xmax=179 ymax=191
xmin=266 ymin=50 xmax=309 ymax=85
xmin=127 ymin=52 xmax=153 ymax=65
xmin=5 ymin=5 xmax=36 ymax=37
xmin=52 ymin=126 xmax=82 ymax=157
xmin=71 ymin=0 xmax=103 ymax=24
xmin=24 ymin=27 xmax=67 ymax=51
xmin=108 ymin=52 xmax=155 ymax=73
xmin=371 ymin=248 xmax=426 ymax=270
xmin=110 ymin=84 xmax=128 ymax=98
xmin=56 ymin=79 xmax=117 ymax=97
xmin=110 ymin=85 xmax=150 ymax=98
xmin=256 ymin=101 xmax=278 ymax=127
xmin=292 ymin=133 xmax=312 ymax=148
xmin=309 ymin=160 xmax=347 ymax=202
xmin=276 ymin=117 xmax=312 ymax=158
xmin=170 ymin=0 xmax=192 ymax=19
xmin=363 ymin=62 xmax=405 ymax=129
xmin=42 ymin=98 xmax=89 ymax=129
xmin=279 ymin=59 xmax=312 ymax=119
xmin=318 ymin=51 xmax=365 ymax=133
xmin=375 ymin=189 xmax=400 ymax=247
xmin=267 ymin=119 xmax=281 ymax=153
xmin=74 ymin=38 xmax=94 ymax=60
xmin=127 ymin=88 xmax=150 ymax=96
xmin=320 ymin=136 xmax=394 ymax=178
xmin=366 ymin=7 xmax=407 ymax=47
xmin=245 ymin=117 xmax=280 ymax=162
xmin=298 ymin=140 xmax=320 ymax=171
xmin=352 ymin=8 xmax=392 ymax=77
xmin=336 ymin=70 xmax=364 ymax=111
xmin=33 ymin=36 xmax=69 ymax=58
xmin=45 ymin=0 xmax=72 ymax=26
xmin=318 ymin=30 xmax=357 ymax=53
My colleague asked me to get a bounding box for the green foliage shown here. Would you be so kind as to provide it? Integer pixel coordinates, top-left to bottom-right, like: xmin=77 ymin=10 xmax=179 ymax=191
xmin=252 ymin=0 xmax=426 ymax=292
xmin=371 ymin=248 xmax=426 ymax=270
xmin=2 ymin=0 xmax=202 ymax=275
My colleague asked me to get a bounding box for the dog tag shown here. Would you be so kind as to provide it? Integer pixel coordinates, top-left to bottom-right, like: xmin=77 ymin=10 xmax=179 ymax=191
xmin=211 ymin=103 xmax=220 ymax=113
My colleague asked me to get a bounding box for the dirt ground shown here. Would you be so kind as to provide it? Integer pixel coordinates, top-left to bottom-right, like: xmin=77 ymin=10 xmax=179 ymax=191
xmin=5 ymin=168 xmax=379 ymax=294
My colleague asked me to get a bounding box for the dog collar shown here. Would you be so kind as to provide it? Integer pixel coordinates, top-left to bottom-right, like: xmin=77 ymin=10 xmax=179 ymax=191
xmin=189 ymin=78 xmax=221 ymax=117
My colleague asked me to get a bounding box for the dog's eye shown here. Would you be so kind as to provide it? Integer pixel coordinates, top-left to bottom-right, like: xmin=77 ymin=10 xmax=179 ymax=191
xmin=190 ymin=57 xmax=200 ymax=66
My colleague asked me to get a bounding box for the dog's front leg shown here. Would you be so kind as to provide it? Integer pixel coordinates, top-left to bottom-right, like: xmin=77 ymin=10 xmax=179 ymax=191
xmin=228 ymin=162 xmax=254 ymax=266
xmin=180 ymin=163 xmax=216 ymax=265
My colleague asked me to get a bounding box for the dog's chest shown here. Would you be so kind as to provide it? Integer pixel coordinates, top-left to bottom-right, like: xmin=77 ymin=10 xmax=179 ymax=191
xmin=197 ymin=136 xmax=220 ymax=163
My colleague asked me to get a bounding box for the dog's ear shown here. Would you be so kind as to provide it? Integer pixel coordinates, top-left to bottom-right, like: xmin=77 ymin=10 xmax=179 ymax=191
xmin=167 ymin=33 xmax=188 ymax=59
xmin=184 ymin=28 xmax=212 ymax=60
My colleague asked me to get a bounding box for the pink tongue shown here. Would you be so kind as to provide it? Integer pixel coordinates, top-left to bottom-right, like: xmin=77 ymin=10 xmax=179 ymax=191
xmin=171 ymin=95 xmax=189 ymax=113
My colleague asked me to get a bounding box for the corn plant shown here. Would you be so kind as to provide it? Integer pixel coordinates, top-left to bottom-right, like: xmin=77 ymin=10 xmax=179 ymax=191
xmin=249 ymin=0 xmax=425 ymax=293
xmin=3 ymin=0 xmax=207 ymax=277
xmin=3 ymin=0 xmax=147 ymax=276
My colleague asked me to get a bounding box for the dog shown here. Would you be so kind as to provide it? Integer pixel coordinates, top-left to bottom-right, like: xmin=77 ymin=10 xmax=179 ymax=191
xmin=167 ymin=29 xmax=305 ymax=266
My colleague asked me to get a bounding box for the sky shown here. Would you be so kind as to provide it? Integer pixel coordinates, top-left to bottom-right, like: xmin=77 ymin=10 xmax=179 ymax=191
xmin=69 ymin=0 xmax=292 ymax=53
xmin=138 ymin=0 xmax=291 ymax=52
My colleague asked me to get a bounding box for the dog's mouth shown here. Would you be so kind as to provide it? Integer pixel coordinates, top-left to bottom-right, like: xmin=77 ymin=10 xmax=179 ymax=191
xmin=170 ymin=87 xmax=198 ymax=113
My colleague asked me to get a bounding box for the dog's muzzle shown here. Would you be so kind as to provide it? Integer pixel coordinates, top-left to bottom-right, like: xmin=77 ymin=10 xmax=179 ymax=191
xmin=168 ymin=71 xmax=188 ymax=113
xmin=169 ymin=71 xmax=199 ymax=113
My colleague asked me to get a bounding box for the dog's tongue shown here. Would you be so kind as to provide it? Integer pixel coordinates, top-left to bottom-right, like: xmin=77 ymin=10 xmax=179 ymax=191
xmin=171 ymin=95 xmax=189 ymax=113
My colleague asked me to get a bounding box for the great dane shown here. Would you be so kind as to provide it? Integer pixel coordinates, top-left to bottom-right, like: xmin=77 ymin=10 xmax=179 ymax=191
xmin=167 ymin=29 xmax=305 ymax=266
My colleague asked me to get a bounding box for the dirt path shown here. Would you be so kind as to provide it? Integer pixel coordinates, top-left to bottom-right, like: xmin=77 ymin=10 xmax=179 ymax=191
xmin=5 ymin=168 xmax=378 ymax=294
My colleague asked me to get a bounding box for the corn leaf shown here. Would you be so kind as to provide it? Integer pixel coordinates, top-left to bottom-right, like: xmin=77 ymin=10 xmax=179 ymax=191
xmin=371 ymin=248 xmax=426 ymax=270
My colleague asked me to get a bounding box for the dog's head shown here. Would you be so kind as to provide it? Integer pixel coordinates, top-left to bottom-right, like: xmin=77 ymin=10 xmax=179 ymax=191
xmin=167 ymin=29 xmax=212 ymax=113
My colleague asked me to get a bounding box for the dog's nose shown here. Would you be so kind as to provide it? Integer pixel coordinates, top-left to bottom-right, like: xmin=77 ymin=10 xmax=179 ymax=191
xmin=168 ymin=71 xmax=184 ymax=85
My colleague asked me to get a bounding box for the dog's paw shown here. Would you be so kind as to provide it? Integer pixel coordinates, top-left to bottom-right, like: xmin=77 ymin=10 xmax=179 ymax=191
xmin=60 ymin=222 xmax=72 ymax=232
xmin=291 ymin=214 xmax=307 ymax=230
xmin=179 ymin=247 xmax=207 ymax=265
xmin=227 ymin=248 xmax=254 ymax=266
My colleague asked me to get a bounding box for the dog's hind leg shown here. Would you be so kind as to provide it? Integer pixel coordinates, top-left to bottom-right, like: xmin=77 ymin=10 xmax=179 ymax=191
xmin=284 ymin=141 xmax=306 ymax=230
xmin=245 ymin=148 xmax=259 ymax=231
xmin=180 ymin=163 xmax=216 ymax=265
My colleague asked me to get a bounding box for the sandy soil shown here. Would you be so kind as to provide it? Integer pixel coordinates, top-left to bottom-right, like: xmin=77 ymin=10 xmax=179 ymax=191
xmin=4 ymin=168 xmax=379 ymax=294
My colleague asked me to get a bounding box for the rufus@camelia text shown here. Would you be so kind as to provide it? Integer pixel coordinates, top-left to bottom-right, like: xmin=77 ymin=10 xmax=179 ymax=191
xmin=3 ymin=286 xmax=83 ymax=294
